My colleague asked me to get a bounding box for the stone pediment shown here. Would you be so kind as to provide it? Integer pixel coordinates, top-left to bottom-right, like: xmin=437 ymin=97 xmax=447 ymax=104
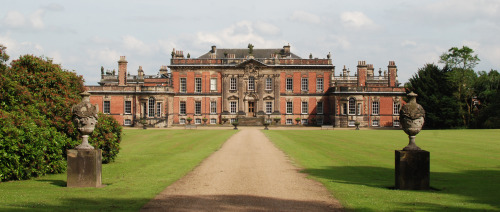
xmin=263 ymin=95 xmax=274 ymax=100
xmin=228 ymin=95 xmax=239 ymax=100
xmin=235 ymin=59 xmax=267 ymax=68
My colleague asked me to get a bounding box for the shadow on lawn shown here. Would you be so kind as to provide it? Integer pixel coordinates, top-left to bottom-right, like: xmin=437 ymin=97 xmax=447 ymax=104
xmin=304 ymin=166 xmax=500 ymax=211
xmin=4 ymin=197 xmax=150 ymax=212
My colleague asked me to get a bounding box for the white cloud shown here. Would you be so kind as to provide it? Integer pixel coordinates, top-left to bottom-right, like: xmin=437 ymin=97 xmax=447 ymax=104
xmin=87 ymin=48 xmax=121 ymax=65
xmin=290 ymin=11 xmax=321 ymax=24
xmin=401 ymin=40 xmax=417 ymax=47
xmin=195 ymin=21 xmax=279 ymax=48
xmin=254 ymin=21 xmax=280 ymax=36
xmin=2 ymin=11 xmax=26 ymax=28
xmin=340 ymin=11 xmax=375 ymax=29
xmin=122 ymin=35 xmax=151 ymax=55
xmin=30 ymin=9 xmax=45 ymax=29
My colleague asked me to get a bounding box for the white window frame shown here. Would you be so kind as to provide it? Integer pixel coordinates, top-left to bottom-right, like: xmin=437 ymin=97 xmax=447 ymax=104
xmin=301 ymin=78 xmax=308 ymax=91
xmin=195 ymin=118 xmax=201 ymax=125
xmin=348 ymin=98 xmax=356 ymax=115
xmin=265 ymin=78 xmax=272 ymax=90
xmin=195 ymin=101 xmax=201 ymax=115
xmin=148 ymin=97 xmax=155 ymax=117
xmin=180 ymin=78 xmax=187 ymax=93
xmin=230 ymin=118 xmax=237 ymax=123
xmin=372 ymin=119 xmax=379 ymax=126
xmin=265 ymin=102 xmax=272 ymax=114
xmin=248 ymin=77 xmax=255 ymax=90
xmin=357 ymin=103 xmax=362 ymax=115
xmin=316 ymin=78 xmax=324 ymax=91
xmin=301 ymin=101 xmax=308 ymax=114
xmin=394 ymin=119 xmax=400 ymax=127
xmin=179 ymin=101 xmax=186 ymax=115
xmin=286 ymin=78 xmax=293 ymax=91
xmin=317 ymin=102 xmax=323 ymax=114
xmin=156 ymin=102 xmax=162 ymax=117
xmin=286 ymin=119 xmax=293 ymax=125
xmin=286 ymin=101 xmax=293 ymax=114
xmin=124 ymin=101 xmax=131 ymax=114
xmin=393 ymin=102 xmax=400 ymax=115
xmin=124 ymin=119 xmax=131 ymax=125
xmin=210 ymin=118 xmax=217 ymax=124
xmin=348 ymin=120 xmax=355 ymax=126
xmin=195 ymin=78 xmax=202 ymax=93
xmin=210 ymin=78 xmax=217 ymax=91
xmin=230 ymin=77 xmax=237 ymax=90
xmin=210 ymin=101 xmax=217 ymax=114
xmin=230 ymin=101 xmax=237 ymax=114
xmin=179 ymin=118 xmax=186 ymax=124
xmin=372 ymin=101 xmax=380 ymax=115
xmin=103 ymin=101 xmax=110 ymax=114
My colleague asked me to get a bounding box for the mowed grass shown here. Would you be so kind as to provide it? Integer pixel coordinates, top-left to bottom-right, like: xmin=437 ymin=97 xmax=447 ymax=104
xmin=264 ymin=129 xmax=500 ymax=211
xmin=0 ymin=129 xmax=237 ymax=211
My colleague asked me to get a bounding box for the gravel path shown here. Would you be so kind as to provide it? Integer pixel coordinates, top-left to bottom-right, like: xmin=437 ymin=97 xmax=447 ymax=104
xmin=141 ymin=128 xmax=343 ymax=211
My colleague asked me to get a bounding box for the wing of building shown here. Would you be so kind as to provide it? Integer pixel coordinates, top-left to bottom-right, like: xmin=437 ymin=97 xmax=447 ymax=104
xmin=87 ymin=45 xmax=405 ymax=128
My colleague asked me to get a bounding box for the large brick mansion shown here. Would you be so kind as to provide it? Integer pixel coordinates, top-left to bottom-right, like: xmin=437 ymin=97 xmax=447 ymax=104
xmin=87 ymin=45 xmax=405 ymax=128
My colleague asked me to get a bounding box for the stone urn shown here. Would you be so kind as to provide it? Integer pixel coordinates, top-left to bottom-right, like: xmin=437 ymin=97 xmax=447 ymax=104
xmin=263 ymin=121 xmax=270 ymax=130
xmin=399 ymin=92 xmax=425 ymax=151
xmin=232 ymin=122 xmax=239 ymax=130
xmin=72 ymin=91 xmax=99 ymax=150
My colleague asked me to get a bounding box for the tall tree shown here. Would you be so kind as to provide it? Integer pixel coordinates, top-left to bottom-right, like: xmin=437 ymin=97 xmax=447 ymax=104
xmin=471 ymin=70 xmax=500 ymax=128
xmin=405 ymin=64 xmax=461 ymax=129
xmin=439 ymin=46 xmax=480 ymax=126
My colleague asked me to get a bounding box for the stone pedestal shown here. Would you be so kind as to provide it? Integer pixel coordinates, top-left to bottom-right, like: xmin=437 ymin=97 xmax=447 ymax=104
xmin=67 ymin=149 xmax=102 ymax=187
xmin=395 ymin=150 xmax=429 ymax=190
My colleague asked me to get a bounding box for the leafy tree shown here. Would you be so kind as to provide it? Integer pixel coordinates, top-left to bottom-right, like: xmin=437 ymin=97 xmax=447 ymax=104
xmin=439 ymin=46 xmax=479 ymax=126
xmin=405 ymin=64 xmax=461 ymax=129
xmin=1 ymin=46 xmax=122 ymax=181
xmin=471 ymin=70 xmax=500 ymax=128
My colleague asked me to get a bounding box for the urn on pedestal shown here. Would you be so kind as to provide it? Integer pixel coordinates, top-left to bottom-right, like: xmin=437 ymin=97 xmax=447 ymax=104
xmin=399 ymin=92 xmax=425 ymax=150
xmin=72 ymin=91 xmax=99 ymax=149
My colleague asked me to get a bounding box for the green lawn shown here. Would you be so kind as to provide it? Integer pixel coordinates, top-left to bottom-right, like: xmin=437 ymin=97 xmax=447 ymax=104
xmin=0 ymin=129 xmax=237 ymax=211
xmin=263 ymin=129 xmax=500 ymax=211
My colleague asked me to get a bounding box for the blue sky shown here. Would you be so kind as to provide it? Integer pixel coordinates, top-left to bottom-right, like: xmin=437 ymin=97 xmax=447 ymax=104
xmin=1 ymin=0 xmax=499 ymax=85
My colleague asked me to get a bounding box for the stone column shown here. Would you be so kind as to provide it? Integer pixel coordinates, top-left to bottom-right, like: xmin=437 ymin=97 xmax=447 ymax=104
xmin=273 ymin=74 xmax=280 ymax=114
xmin=222 ymin=74 xmax=229 ymax=113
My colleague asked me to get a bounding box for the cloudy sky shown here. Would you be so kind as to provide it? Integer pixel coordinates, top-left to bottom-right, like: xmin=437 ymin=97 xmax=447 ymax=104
xmin=1 ymin=0 xmax=499 ymax=85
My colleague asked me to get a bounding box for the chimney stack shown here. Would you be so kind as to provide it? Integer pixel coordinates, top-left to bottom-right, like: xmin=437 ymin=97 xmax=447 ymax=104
xmin=357 ymin=61 xmax=367 ymax=87
xmin=388 ymin=61 xmax=397 ymax=87
xmin=118 ymin=56 xmax=128 ymax=86
xmin=211 ymin=45 xmax=216 ymax=53
xmin=283 ymin=44 xmax=290 ymax=55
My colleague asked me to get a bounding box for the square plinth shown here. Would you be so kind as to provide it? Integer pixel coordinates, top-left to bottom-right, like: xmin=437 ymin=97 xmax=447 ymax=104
xmin=67 ymin=149 xmax=102 ymax=188
xmin=395 ymin=150 xmax=430 ymax=190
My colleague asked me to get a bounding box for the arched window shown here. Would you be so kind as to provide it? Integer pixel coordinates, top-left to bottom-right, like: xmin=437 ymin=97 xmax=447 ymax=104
xmin=148 ymin=97 xmax=155 ymax=117
xmin=348 ymin=98 xmax=356 ymax=115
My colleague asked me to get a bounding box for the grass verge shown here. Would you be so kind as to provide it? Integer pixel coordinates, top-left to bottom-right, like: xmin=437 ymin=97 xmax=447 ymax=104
xmin=0 ymin=129 xmax=237 ymax=211
xmin=264 ymin=129 xmax=500 ymax=211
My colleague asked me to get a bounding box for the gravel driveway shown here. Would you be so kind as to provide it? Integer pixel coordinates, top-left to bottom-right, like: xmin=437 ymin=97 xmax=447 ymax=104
xmin=141 ymin=128 xmax=343 ymax=211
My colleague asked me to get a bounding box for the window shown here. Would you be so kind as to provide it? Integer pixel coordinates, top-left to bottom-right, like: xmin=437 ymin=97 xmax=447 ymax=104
xmin=348 ymin=120 xmax=355 ymax=126
xmin=266 ymin=78 xmax=272 ymax=90
xmin=124 ymin=119 xmax=131 ymax=125
xmin=394 ymin=120 xmax=400 ymax=127
xmin=210 ymin=78 xmax=217 ymax=91
xmin=195 ymin=118 xmax=201 ymax=124
xmin=286 ymin=102 xmax=293 ymax=114
xmin=393 ymin=102 xmax=400 ymax=115
xmin=301 ymin=78 xmax=308 ymax=91
xmin=317 ymin=118 xmax=323 ymax=125
xmin=265 ymin=102 xmax=272 ymax=114
xmin=210 ymin=101 xmax=217 ymax=114
xmin=248 ymin=77 xmax=255 ymax=90
xmin=317 ymin=102 xmax=323 ymax=114
xmin=357 ymin=103 xmax=362 ymax=115
xmin=103 ymin=101 xmax=110 ymax=114
xmin=124 ymin=101 xmax=131 ymax=114
xmin=372 ymin=120 xmax=379 ymax=126
xmin=316 ymin=78 xmax=324 ymax=91
xmin=195 ymin=78 xmax=202 ymax=93
xmin=230 ymin=101 xmax=237 ymax=114
xmin=195 ymin=101 xmax=201 ymax=115
xmin=148 ymin=97 xmax=155 ymax=117
xmin=156 ymin=102 xmax=162 ymax=117
xmin=372 ymin=101 xmax=379 ymax=115
xmin=209 ymin=118 xmax=216 ymax=124
xmin=180 ymin=78 xmax=186 ymax=93
xmin=348 ymin=98 xmax=356 ymax=115
xmin=301 ymin=101 xmax=308 ymax=114
xmin=180 ymin=118 xmax=186 ymax=124
xmin=286 ymin=78 xmax=293 ymax=91
xmin=286 ymin=119 xmax=293 ymax=125
xmin=342 ymin=103 xmax=347 ymax=115
xmin=302 ymin=119 xmax=308 ymax=125
xmin=230 ymin=118 xmax=237 ymax=123
xmin=230 ymin=77 xmax=237 ymax=90
xmin=180 ymin=101 xmax=186 ymax=115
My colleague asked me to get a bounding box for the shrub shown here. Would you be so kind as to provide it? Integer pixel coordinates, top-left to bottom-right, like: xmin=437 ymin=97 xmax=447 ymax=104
xmin=89 ymin=113 xmax=122 ymax=163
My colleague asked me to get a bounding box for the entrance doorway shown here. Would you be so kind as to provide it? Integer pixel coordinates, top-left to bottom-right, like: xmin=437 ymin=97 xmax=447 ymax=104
xmin=248 ymin=101 xmax=255 ymax=117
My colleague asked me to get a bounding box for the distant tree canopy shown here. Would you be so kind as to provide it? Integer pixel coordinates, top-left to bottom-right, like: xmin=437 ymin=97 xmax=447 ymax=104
xmin=0 ymin=45 xmax=122 ymax=181
xmin=406 ymin=46 xmax=499 ymax=129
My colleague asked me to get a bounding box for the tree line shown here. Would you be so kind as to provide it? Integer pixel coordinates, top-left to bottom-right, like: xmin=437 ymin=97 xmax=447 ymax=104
xmin=405 ymin=46 xmax=500 ymax=129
